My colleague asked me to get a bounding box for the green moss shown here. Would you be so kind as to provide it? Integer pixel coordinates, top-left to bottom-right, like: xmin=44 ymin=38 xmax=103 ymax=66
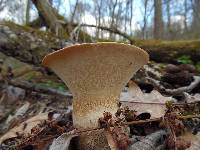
xmin=177 ymin=55 xmax=192 ymax=64
xmin=196 ymin=63 xmax=200 ymax=72
xmin=38 ymin=80 xmax=67 ymax=91
xmin=1 ymin=21 xmax=58 ymax=40
xmin=135 ymin=39 xmax=200 ymax=50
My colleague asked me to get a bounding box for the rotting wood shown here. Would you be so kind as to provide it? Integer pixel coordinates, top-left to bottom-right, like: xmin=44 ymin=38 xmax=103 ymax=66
xmin=8 ymin=80 xmax=72 ymax=98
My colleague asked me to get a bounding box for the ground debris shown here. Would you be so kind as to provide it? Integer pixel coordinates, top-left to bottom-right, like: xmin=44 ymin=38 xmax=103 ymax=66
xmin=129 ymin=130 xmax=167 ymax=150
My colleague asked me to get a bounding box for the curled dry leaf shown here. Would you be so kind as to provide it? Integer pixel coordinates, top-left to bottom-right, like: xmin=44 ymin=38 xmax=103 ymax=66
xmin=49 ymin=130 xmax=78 ymax=150
xmin=120 ymin=81 xmax=171 ymax=118
xmin=127 ymin=80 xmax=143 ymax=100
xmin=120 ymin=101 xmax=166 ymax=118
xmin=5 ymin=102 xmax=30 ymax=125
xmin=0 ymin=113 xmax=48 ymax=144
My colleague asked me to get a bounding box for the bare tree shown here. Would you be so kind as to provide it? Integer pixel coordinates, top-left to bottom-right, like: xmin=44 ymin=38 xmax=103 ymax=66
xmin=108 ymin=0 xmax=118 ymax=39
xmin=31 ymin=0 xmax=65 ymax=36
xmin=25 ymin=0 xmax=31 ymax=24
xmin=141 ymin=0 xmax=148 ymax=39
xmin=0 ymin=0 xmax=6 ymax=12
xmin=70 ymin=0 xmax=79 ymax=24
xmin=183 ymin=0 xmax=188 ymax=32
xmin=165 ymin=0 xmax=171 ymax=39
xmin=154 ymin=0 xmax=163 ymax=39
xmin=93 ymin=0 xmax=103 ymax=38
xmin=191 ymin=0 xmax=200 ymax=38
xmin=129 ymin=0 xmax=133 ymax=35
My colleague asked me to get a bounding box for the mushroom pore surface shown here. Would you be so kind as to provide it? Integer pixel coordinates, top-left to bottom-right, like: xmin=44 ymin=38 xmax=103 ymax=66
xmin=42 ymin=42 xmax=149 ymax=129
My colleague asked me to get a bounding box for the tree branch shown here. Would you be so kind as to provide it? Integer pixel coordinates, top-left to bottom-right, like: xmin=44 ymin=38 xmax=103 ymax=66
xmin=8 ymin=80 xmax=72 ymax=98
xmin=146 ymin=76 xmax=200 ymax=95
xmin=79 ymin=24 xmax=135 ymax=44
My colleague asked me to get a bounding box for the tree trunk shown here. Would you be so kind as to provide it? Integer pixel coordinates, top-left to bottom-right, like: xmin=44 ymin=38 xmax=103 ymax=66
xmin=191 ymin=0 xmax=200 ymax=38
xmin=183 ymin=0 xmax=188 ymax=32
xmin=109 ymin=0 xmax=118 ymax=40
xmin=25 ymin=0 xmax=31 ymax=24
xmin=154 ymin=0 xmax=163 ymax=39
xmin=142 ymin=0 xmax=148 ymax=39
xmin=166 ymin=0 xmax=171 ymax=39
xmin=70 ymin=0 xmax=79 ymax=24
xmin=31 ymin=0 xmax=65 ymax=37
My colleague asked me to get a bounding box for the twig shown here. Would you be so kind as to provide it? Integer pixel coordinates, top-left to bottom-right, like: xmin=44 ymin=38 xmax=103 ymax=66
xmin=121 ymin=100 xmax=200 ymax=106
xmin=121 ymin=101 xmax=166 ymax=105
xmin=79 ymin=24 xmax=134 ymax=44
xmin=146 ymin=76 xmax=200 ymax=95
xmin=74 ymin=114 xmax=200 ymax=135
xmin=8 ymin=80 xmax=72 ymax=98
xmin=124 ymin=117 xmax=161 ymax=125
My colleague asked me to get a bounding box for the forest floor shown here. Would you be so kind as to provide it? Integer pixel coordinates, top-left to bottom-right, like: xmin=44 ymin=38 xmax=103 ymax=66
xmin=0 ymin=21 xmax=200 ymax=150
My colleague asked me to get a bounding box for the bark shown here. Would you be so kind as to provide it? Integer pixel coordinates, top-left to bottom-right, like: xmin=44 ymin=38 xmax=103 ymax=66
xmin=31 ymin=0 xmax=65 ymax=37
xmin=154 ymin=0 xmax=163 ymax=39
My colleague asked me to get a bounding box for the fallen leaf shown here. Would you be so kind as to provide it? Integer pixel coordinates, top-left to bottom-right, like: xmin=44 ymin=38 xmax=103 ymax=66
xmin=49 ymin=131 xmax=78 ymax=150
xmin=0 ymin=113 xmax=48 ymax=144
xmin=120 ymin=81 xmax=171 ymax=118
xmin=127 ymin=80 xmax=143 ymax=100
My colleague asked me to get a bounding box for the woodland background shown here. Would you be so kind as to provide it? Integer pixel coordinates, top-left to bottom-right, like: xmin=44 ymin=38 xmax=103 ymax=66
xmin=0 ymin=0 xmax=200 ymax=149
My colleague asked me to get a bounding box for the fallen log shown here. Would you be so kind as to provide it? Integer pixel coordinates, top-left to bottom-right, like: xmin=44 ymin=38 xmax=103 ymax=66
xmin=8 ymin=80 xmax=72 ymax=98
xmin=135 ymin=40 xmax=200 ymax=63
xmin=1 ymin=22 xmax=200 ymax=64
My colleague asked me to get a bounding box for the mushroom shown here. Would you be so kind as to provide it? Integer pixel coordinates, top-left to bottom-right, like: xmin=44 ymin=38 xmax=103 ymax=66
xmin=42 ymin=42 xmax=149 ymax=149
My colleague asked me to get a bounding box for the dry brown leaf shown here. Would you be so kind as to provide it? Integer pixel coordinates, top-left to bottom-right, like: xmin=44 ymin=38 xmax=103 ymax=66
xmin=49 ymin=130 xmax=78 ymax=150
xmin=120 ymin=81 xmax=171 ymax=118
xmin=121 ymin=101 xmax=166 ymax=118
xmin=127 ymin=80 xmax=143 ymax=100
xmin=0 ymin=113 xmax=48 ymax=144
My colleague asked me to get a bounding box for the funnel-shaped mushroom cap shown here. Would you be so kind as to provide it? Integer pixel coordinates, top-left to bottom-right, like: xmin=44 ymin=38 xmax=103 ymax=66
xmin=42 ymin=43 xmax=149 ymax=129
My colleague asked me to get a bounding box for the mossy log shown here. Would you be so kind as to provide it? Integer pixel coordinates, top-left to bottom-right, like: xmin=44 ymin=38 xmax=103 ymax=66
xmin=135 ymin=40 xmax=200 ymax=64
xmin=1 ymin=21 xmax=200 ymax=65
xmin=0 ymin=21 xmax=63 ymax=65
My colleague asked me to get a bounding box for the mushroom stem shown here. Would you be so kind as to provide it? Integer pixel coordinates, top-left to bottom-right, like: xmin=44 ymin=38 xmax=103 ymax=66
xmin=73 ymin=94 xmax=118 ymax=129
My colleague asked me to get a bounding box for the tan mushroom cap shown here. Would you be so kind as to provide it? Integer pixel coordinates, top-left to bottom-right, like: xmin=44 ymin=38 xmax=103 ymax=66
xmin=42 ymin=42 xmax=149 ymax=129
